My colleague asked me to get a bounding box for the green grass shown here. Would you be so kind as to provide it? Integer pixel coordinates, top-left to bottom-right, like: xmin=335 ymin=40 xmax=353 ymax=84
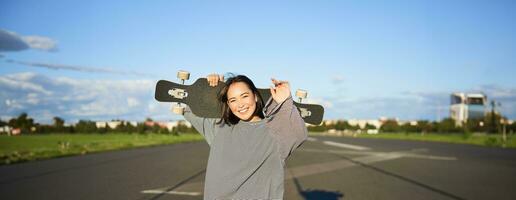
xmin=0 ymin=133 xmax=204 ymax=165
xmin=309 ymin=132 xmax=516 ymax=148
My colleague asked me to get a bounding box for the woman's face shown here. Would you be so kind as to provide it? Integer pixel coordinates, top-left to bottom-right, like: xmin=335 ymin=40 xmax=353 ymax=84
xmin=227 ymin=82 xmax=259 ymax=122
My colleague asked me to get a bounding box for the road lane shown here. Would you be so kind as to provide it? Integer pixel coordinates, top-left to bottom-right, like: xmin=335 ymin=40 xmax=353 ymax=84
xmin=1 ymin=135 xmax=516 ymax=200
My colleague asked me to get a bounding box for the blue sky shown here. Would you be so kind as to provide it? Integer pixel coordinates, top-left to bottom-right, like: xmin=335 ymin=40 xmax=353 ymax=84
xmin=1 ymin=0 xmax=515 ymax=123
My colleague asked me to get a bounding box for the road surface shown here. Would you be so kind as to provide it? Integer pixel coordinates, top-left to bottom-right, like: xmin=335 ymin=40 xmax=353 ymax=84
xmin=1 ymin=135 xmax=516 ymax=200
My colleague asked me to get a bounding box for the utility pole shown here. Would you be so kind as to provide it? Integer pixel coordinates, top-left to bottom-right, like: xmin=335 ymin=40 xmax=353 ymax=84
xmin=498 ymin=102 xmax=506 ymax=147
xmin=502 ymin=118 xmax=507 ymax=148
xmin=490 ymin=100 xmax=497 ymax=133
xmin=491 ymin=100 xmax=506 ymax=147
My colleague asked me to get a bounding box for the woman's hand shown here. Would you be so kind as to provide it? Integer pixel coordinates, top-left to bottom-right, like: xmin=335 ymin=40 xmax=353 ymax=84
xmin=207 ymin=74 xmax=224 ymax=87
xmin=270 ymin=78 xmax=291 ymax=103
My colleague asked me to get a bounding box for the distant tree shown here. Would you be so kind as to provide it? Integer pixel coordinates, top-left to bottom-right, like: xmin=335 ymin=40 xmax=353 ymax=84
xmin=0 ymin=119 xmax=6 ymax=126
xmin=507 ymin=121 xmax=516 ymax=134
xmin=348 ymin=124 xmax=360 ymax=131
xmin=98 ymin=126 xmax=110 ymax=134
xmin=53 ymin=117 xmax=65 ymax=127
xmin=308 ymin=125 xmax=326 ymax=132
xmin=363 ymin=123 xmax=376 ymax=130
xmin=159 ymin=127 xmax=170 ymax=134
xmin=416 ymin=120 xmax=435 ymax=133
xmin=8 ymin=113 xmax=35 ymax=133
xmin=464 ymin=118 xmax=485 ymax=133
xmin=151 ymin=124 xmax=161 ymax=133
xmin=115 ymin=122 xmax=136 ymax=133
xmin=136 ymin=123 xmax=147 ymax=134
xmin=176 ymin=121 xmax=197 ymax=134
xmin=380 ymin=120 xmax=399 ymax=133
xmin=52 ymin=117 xmax=66 ymax=133
xmin=484 ymin=112 xmax=503 ymax=134
xmin=400 ymin=123 xmax=418 ymax=133
xmin=436 ymin=118 xmax=462 ymax=133
xmin=334 ymin=120 xmax=350 ymax=131
xmin=75 ymin=120 xmax=97 ymax=133
xmin=35 ymin=124 xmax=54 ymax=134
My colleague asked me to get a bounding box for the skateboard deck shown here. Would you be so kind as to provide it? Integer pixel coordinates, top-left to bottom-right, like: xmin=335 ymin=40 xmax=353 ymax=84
xmin=155 ymin=78 xmax=324 ymax=125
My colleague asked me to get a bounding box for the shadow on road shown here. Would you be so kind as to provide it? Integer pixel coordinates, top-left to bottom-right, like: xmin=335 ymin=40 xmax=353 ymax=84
xmin=293 ymin=176 xmax=344 ymax=200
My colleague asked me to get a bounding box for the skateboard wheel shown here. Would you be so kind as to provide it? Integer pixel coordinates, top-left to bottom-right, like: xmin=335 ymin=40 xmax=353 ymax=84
xmin=177 ymin=70 xmax=190 ymax=81
xmin=296 ymin=89 xmax=308 ymax=99
xmin=172 ymin=106 xmax=185 ymax=115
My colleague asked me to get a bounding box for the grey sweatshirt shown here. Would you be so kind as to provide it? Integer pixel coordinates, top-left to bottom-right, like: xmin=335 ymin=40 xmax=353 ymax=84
xmin=183 ymin=96 xmax=308 ymax=200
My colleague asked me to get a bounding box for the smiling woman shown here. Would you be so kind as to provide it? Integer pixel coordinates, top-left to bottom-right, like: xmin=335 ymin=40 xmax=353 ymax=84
xmin=181 ymin=73 xmax=308 ymax=200
xmin=217 ymin=75 xmax=265 ymax=125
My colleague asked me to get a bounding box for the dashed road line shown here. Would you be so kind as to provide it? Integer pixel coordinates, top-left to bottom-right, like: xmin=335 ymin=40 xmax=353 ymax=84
xmin=141 ymin=190 xmax=201 ymax=196
xmin=322 ymin=141 xmax=371 ymax=151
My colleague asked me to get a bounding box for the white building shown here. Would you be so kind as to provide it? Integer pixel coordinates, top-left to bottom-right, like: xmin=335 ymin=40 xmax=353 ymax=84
xmin=450 ymin=92 xmax=487 ymax=126
xmin=0 ymin=126 xmax=12 ymax=134
xmin=95 ymin=121 xmax=123 ymax=129
xmin=347 ymin=119 xmax=381 ymax=129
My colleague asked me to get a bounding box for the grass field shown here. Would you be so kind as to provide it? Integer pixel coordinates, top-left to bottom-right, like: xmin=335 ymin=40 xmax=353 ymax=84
xmin=0 ymin=133 xmax=204 ymax=165
xmin=310 ymin=132 xmax=516 ymax=148
xmin=2 ymin=132 xmax=514 ymax=165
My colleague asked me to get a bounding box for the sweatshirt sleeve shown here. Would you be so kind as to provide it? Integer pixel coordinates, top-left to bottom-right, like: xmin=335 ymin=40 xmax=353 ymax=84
xmin=183 ymin=106 xmax=219 ymax=146
xmin=264 ymin=96 xmax=308 ymax=160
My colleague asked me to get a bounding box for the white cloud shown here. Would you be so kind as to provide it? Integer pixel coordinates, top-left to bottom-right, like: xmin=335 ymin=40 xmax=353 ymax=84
xmin=0 ymin=72 xmax=178 ymax=123
xmin=0 ymin=29 xmax=58 ymax=52
xmin=5 ymin=59 xmax=156 ymax=77
xmin=127 ymin=97 xmax=140 ymax=107
xmin=331 ymin=74 xmax=345 ymax=85
xmin=0 ymin=72 xmax=52 ymax=95
xmin=305 ymin=98 xmax=334 ymax=109
xmin=21 ymin=35 xmax=58 ymax=52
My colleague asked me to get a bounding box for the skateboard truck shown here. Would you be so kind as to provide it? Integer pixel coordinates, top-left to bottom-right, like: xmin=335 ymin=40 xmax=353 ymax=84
xmin=171 ymin=70 xmax=190 ymax=115
xmin=295 ymin=89 xmax=311 ymax=118
xmin=296 ymin=89 xmax=307 ymax=103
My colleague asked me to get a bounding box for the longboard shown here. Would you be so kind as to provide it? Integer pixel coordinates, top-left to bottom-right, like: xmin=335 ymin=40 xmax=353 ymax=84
xmin=155 ymin=78 xmax=324 ymax=125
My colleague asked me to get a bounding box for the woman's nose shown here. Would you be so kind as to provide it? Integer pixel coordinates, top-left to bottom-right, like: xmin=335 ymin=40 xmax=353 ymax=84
xmin=237 ymin=101 xmax=245 ymax=108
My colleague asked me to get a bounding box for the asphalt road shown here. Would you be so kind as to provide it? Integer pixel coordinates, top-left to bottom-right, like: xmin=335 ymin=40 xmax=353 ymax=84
xmin=1 ymin=135 xmax=516 ymax=200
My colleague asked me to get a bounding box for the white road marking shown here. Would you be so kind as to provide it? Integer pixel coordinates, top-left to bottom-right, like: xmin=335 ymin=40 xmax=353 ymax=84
xmin=300 ymin=148 xmax=457 ymax=161
xmin=323 ymin=141 xmax=371 ymax=151
xmin=306 ymin=137 xmax=318 ymax=142
xmin=141 ymin=190 xmax=201 ymax=196
xmin=142 ymin=181 xmax=204 ymax=196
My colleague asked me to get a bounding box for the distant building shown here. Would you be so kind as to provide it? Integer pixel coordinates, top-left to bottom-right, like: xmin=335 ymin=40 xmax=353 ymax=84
xmin=0 ymin=126 xmax=12 ymax=135
xmin=142 ymin=120 xmax=192 ymax=131
xmin=95 ymin=121 xmax=124 ymax=129
xmin=347 ymin=119 xmax=382 ymax=129
xmin=450 ymin=92 xmax=487 ymax=126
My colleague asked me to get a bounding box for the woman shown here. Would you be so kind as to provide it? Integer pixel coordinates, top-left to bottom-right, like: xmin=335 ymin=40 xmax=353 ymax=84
xmin=182 ymin=74 xmax=308 ymax=200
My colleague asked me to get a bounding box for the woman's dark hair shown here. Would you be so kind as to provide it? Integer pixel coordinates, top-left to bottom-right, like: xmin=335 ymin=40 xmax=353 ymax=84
xmin=217 ymin=75 xmax=265 ymax=125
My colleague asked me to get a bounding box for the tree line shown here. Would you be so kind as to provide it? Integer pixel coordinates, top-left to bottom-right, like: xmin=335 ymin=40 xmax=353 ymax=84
xmin=308 ymin=113 xmax=516 ymax=134
xmin=0 ymin=113 xmax=197 ymax=135
xmin=2 ymin=112 xmax=515 ymax=135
